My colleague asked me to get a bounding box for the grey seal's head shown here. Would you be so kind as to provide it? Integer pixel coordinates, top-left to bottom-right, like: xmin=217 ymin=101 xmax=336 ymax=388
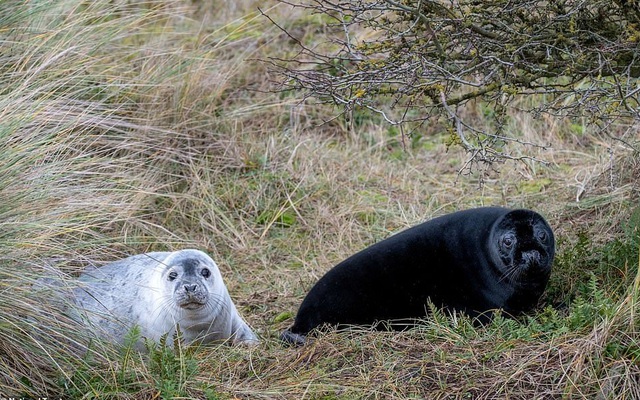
xmin=145 ymin=249 xmax=257 ymax=344
xmin=161 ymin=250 xmax=223 ymax=312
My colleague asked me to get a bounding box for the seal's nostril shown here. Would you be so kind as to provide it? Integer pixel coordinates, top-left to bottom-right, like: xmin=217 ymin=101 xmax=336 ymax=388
xmin=184 ymin=284 xmax=198 ymax=292
xmin=523 ymin=250 xmax=541 ymax=266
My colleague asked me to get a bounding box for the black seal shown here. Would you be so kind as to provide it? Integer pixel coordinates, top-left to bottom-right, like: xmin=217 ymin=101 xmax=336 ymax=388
xmin=281 ymin=207 xmax=555 ymax=345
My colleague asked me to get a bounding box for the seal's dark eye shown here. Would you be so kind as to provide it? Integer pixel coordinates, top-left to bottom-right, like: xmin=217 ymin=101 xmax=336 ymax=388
xmin=168 ymin=271 xmax=178 ymax=281
xmin=502 ymin=235 xmax=515 ymax=249
xmin=537 ymin=230 xmax=548 ymax=242
xmin=201 ymin=268 xmax=211 ymax=278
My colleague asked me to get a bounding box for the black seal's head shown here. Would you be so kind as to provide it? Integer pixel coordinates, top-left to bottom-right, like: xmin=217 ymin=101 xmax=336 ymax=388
xmin=491 ymin=209 xmax=555 ymax=290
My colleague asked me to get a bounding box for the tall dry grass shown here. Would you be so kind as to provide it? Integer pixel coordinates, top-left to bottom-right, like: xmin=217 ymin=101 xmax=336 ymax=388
xmin=1 ymin=0 xmax=638 ymax=398
xmin=0 ymin=0 xmax=288 ymax=395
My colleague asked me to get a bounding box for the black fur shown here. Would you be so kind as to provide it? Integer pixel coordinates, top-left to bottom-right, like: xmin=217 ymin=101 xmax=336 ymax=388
xmin=281 ymin=207 xmax=555 ymax=345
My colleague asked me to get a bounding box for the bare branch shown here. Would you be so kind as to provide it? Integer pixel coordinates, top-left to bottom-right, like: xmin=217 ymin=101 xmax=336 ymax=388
xmin=268 ymin=0 xmax=640 ymax=167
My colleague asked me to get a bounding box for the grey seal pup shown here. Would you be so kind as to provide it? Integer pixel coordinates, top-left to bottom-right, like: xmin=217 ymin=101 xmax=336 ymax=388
xmin=73 ymin=249 xmax=257 ymax=346
xmin=281 ymin=207 xmax=555 ymax=345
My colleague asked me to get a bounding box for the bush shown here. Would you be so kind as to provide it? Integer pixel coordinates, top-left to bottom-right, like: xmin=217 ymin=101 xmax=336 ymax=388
xmin=272 ymin=0 xmax=640 ymax=166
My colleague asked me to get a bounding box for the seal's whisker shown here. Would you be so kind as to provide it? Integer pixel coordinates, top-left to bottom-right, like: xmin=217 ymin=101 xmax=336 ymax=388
xmin=500 ymin=263 xmax=521 ymax=284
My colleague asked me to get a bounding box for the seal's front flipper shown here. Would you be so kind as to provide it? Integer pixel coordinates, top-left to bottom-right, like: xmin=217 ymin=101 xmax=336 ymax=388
xmin=231 ymin=320 xmax=259 ymax=345
xmin=280 ymin=329 xmax=307 ymax=346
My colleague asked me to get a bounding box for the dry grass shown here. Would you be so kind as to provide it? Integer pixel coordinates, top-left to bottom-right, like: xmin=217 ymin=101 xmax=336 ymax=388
xmin=200 ymin=261 xmax=640 ymax=399
xmin=1 ymin=0 xmax=639 ymax=398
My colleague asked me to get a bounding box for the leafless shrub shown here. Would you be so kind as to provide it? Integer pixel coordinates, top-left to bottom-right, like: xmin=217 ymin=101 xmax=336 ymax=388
xmin=267 ymin=0 xmax=640 ymax=170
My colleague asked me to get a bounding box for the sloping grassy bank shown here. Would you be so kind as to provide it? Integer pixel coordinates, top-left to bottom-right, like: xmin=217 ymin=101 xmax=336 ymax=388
xmin=1 ymin=0 xmax=638 ymax=398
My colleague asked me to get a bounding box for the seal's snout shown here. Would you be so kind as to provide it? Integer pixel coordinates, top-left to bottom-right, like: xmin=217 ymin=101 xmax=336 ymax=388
xmin=521 ymin=250 xmax=542 ymax=269
xmin=184 ymin=283 xmax=198 ymax=292
xmin=175 ymin=281 xmax=209 ymax=309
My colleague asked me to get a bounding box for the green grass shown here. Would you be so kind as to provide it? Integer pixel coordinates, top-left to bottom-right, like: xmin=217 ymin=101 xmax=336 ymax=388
xmin=1 ymin=0 xmax=639 ymax=398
